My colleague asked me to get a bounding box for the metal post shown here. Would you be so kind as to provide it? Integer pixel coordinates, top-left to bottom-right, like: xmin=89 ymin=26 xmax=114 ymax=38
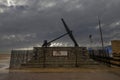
xmin=26 ymin=50 xmax=28 ymax=63
xmin=98 ymin=16 xmax=107 ymax=65
xmin=75 ymin=47 xmax=78 ymax=67
xmin=98 ymin=17 xmax=104 ymax=50
xmin=43 ymin=48 xmax=46 ymax=68
xmin=10 ymin=50 xmax=13 ymax=69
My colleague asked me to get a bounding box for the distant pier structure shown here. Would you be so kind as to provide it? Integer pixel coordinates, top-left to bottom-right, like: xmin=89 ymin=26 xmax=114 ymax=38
xmin=9 ymin=18 xmax=98 ymax=69
xmin=10 ymin=47 xmax=95 ymax=68
xmin=10 ymin=50 xmax=33 ymax=69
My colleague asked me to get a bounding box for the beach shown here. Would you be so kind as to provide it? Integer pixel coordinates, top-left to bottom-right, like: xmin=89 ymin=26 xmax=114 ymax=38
xmin=0 ymin=54 xmax=120 ymax=80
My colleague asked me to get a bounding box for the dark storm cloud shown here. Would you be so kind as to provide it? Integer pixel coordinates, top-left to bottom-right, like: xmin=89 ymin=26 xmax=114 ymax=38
xmin=0 ymin=0 xmax=120 ymax=52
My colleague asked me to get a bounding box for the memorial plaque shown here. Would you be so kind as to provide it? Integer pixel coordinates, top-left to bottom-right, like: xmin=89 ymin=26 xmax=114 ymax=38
xmin=53 ymin=51 xmax=68 ymax=56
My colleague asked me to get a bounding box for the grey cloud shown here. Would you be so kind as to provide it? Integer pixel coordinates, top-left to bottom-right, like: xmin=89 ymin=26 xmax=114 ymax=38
xmin=0 ymin=0 xmax=120 ymax=53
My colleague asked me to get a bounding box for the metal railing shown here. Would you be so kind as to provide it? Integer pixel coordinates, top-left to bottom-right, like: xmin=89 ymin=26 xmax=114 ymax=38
xmin=89 ymin=50 xmax=120 ymax=67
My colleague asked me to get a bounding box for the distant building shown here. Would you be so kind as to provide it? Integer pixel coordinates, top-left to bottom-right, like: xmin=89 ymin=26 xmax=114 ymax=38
xmin=111 ymin=40 xmax=120 ymax=57
xmin=88 ymin=46 xmax=113 ymax=57
xmin=105 ymin=46 xmax=113 ymax=57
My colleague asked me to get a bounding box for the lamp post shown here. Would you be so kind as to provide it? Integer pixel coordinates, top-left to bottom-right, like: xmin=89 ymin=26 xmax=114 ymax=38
xmin=89 ymin=34 xmax=93 ymax=57
xmin=89 ymin=34 xmax=93 ymax=45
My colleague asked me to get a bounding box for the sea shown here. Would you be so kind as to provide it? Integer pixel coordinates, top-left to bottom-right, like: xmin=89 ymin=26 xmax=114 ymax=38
xmin=0 ymin=54 xmax=10 ymax=80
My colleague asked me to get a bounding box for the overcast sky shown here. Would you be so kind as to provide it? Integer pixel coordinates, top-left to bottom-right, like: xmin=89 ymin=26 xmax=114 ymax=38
xmin=0 ymin=0 xmax=120 ymax=53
